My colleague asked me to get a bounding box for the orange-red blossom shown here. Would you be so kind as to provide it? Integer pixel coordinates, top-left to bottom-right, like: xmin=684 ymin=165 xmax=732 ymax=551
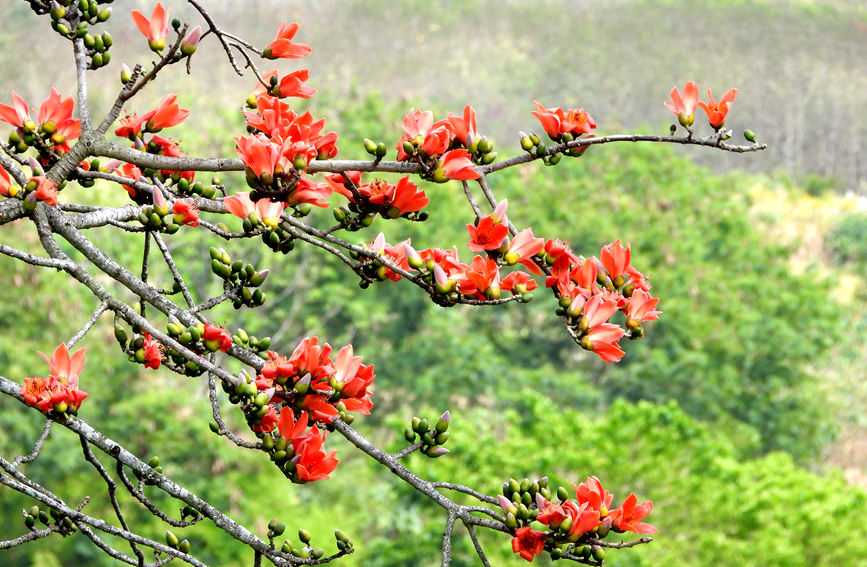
xmin=699 ymin=88 xmax=737 ymax=130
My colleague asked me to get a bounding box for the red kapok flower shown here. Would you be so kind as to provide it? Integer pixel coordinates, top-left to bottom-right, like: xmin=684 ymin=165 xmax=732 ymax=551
xmin=293 ymin=425 xmax=339 ymax=482
xmin=532 ymin=101 xmax=596 ymax=141
xmin=264 ymin=22 xmax=312 ymax=59
xmin=664 ymin=81 xmax=699 ymax=128
xmin=142 ymin=93 xmax=190 ymax=132
xmin=439 ymin=149 xmax=480 ymax=180
xmin=275 ymin=69 xmax=316 ymax=99
xmin=500 ymin=270 xmax=537 ymax=295
xmin=445 ymin=104 xmax=478 ymax=146
xmin=20 ymin=343 xmax=88 ymax=414
xmin=38 ymin=88 xmax=80 ymax=144
xmin=31 ymin=176 xmax=58 ymax=206
xmin=0 ymin=164 xmax=13 ymax=197
xmin=131 ymin=2 xmax=170 ymax=51
xmin=40 ymin=342 xmax=85 ymax=385
xmin=467 ymin=214 xmax=509 ymax=252
xmin=609 ymin=493 xmax=656 ymax=534
xmin=142 ymin=332 xmax=163 ymax=370
xmin=172 ymin=200 xmax=200 ymax=227
xmin=581 ymin=295 xmax=626 ymax=362
xmin=573 ymin=476 xmax=614 ymax=514
xmin=332 ymin=344 xmax=375 ymax=415
xmin=131 ymin=2 xmax=169 ymax=51
xmin=600 ymin=239 xmax=631 ymax=281
xmin=698 ymin=88 xmax=737 ymax=130
xmin=0 ymin=91 xmax=31 ymax=128
xmin=115 ymin=113 xmax=147 ymax=139
xmin=202 ymin=324 xmax=233 ymax=352
xmin=625 ymin=288 xmax=661 ymax=327
xmin=511 ymin=526 xmax=546 ymax=562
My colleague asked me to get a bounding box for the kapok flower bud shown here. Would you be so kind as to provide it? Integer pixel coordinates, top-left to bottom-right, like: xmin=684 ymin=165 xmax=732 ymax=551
xmin=435 ymin=410 xmax=450 ymax=432
xmin=181 ymin=26 xmax=201 ymax=56
xmin=363 ymin=138 xmax=378 ymax=155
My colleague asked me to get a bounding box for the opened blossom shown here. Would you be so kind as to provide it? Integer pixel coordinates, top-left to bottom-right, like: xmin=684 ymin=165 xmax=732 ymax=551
xmin=440 ymin=149 xmax=480 ymax=180
xmin=580 ymin=294 xmax=626 ymax=362
xmin=142 ymin=94 xmax=190 ymax=132
xmin=20 ymin=343 xmax=88 ymax=414
xmin=131 ymin=2 xmax=170 ymax=50
xmin=699 ymin=88 xmax=737 ymax=129
xmin=664 ymin=81 xmax=699 ymax=128
xmin=264 ymin=22 xmax=312 ymax=59
xmin=532 ymin=100 xmax=596 ymax=141
xmin=466 ymin=205 xmax=510 ymax=252
xmin=609 ymin=493 xmax=656 ymax=534
xmin=511 ymin=527 xmax=546 ymax=562
xmin=224 ymin=191 xmax=285 ymax=227
xmin=0 ymin=91 xmax=31 ymax=128
xmin=172 ymin=200 xmax=200 ymax=227
xmin=142 ymin=332 xmax=163 ymax=370
xmin=445 ymin=104 xmax=478 ymax=146
xmin=31 ymin=177 xmax=58 ymax=206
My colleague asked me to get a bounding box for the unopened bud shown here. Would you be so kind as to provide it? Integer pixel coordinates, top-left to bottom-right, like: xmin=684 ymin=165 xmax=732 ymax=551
xmin=363 ymin=138 xmax=378 ymax=155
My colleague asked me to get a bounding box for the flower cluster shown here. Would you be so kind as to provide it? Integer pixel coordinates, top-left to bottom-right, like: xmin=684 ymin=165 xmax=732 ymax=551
xmin=501 ymin=476 xmax=655 ymax=563
xmin=666 ymin=81 xmax=737 ymax=131
xmin=395 ymin=107 xmax=487 ymax=181
xmin=0 ymin=88 xmax=81 ymax=156
xmin=230 ymin=23 xmax=338 ymax=210
xmin=544 ymin=239 xmax=660 ymax=362
xmin=224 ymin=336 xmax=374 ymax=483
xmin=326 ymin=172 xmax=430 ymax=222
xmin=19 ymin=344 xmax=88 ymax=416
xmin=113 ymin=93 xmax=196 ymax=192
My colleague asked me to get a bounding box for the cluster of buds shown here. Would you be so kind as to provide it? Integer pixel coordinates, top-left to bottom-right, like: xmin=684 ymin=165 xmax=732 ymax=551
xmin=42 ymin=0 xmax=112 ymax=67
xmin=278 ymin=528 xmax=332 ymax=560
xmin=136 ymin=189 xmax=198 ymax=233
xmin=114 ymin=326 xmax=164 ymax=371
xmin=164 ymin=530 xmax=191 ymax=554
xmin=21 ymin=504 xmax=76 ymax=536
xmin=174 ymin=176 xmax=218 ymax=199
xmin=133 ymin=455 xmax=165 ymax=486
xmin=403 ymin=411 xmax=450 ymax=458
xmin=500 ymin=476 xmax=655 ymax=563
xmin=208 ymin=247 xmax=269 ymax=308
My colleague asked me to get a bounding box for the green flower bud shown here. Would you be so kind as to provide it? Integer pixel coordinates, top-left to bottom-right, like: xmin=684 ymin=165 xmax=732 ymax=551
xmin=178 ymin=539 xmax=191 ymax=554
xmin=557 ymin=486 xmax=569 ymax=502
xmin=744 ymin=129 xmax=757 ymax=143
xmin=165 ymin=530 xmax=179 ymax=548
xmin=404 ymin=427 xmax=416 ymax=442
xmin=24 ymin=515 xmax=36 ymax=529
xmin=375 ymin=142 xmax=388 ymax=158
xmin=591 ymin=546 xmax=605 ymax=562
xmin=298 ymin=529 xmax=312 ymax=544
xmin=363 ymin=138 xmax=378 ymax=154
xmin=335 ymin=529 xmax=351 ymax=544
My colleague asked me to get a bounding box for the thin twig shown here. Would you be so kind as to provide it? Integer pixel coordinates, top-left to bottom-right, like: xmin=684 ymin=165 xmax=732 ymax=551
xmin=10 ymin=420 xmax=52 ymax=469
xmin=67 ymin=301 xmax=109 ymax=349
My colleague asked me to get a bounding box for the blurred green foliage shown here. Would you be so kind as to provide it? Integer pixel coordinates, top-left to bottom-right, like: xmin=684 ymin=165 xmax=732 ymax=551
xmin=826 ymin=213 xmax=867 ymax=269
